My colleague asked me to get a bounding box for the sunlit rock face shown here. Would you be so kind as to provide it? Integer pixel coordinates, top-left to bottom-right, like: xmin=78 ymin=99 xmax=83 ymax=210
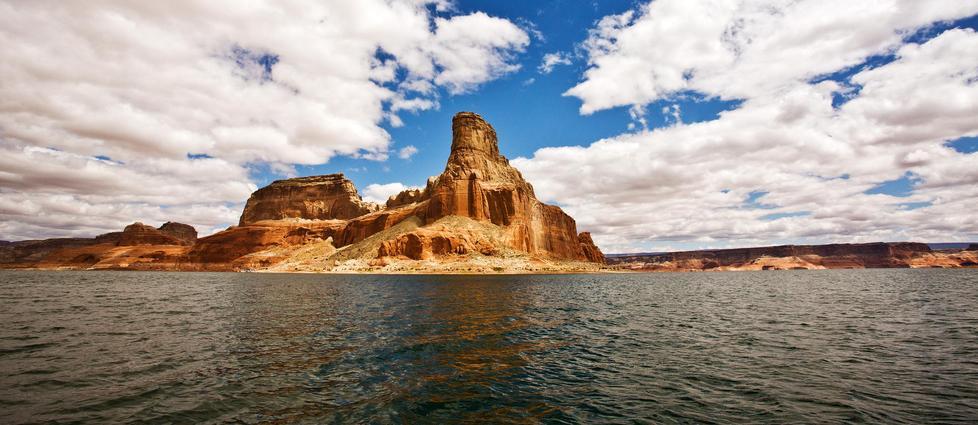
xmin=414 ymin=112 xmax=601 ymax=262
xmin=238 ymin=174 xmax=379 ymax=225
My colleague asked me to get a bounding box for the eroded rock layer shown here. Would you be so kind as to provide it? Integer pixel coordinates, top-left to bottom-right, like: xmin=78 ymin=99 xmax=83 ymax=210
xmin=606 ymin=242 xmax=978 ymax=271
xmin=239 ymin=174 xmax=378 ymax=225
xmin=414 ymin=112 xmax=599 ymax=261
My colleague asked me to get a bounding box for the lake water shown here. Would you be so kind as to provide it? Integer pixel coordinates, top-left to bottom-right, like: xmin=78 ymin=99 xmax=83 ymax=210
xmin=1 ymin=270 xmax=977 ymax=424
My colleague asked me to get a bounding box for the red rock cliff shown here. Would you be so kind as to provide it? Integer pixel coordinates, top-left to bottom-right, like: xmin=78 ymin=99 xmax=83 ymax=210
xmin=407 ymin=112 xmax=602 ymax=261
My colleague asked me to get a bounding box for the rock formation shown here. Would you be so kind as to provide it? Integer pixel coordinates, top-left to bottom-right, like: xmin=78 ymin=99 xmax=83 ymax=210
xmin=386 ymin=188 xmax=424 ymax=209
xmin=159 ymin=222 xmax=197 ymax=244
xmin=0 ymin=221 xmax=199 ymax=269
xmin=578 ymin=232 xmax=605 ymax=263
xmin=239 ymin=174 xmax=379 ymax=225
xmin=118 ymin=223 xmax=189 ymax=246
xmin=378 ymin=112 xmax=598 ymax=262
xmin=0 ymin=112 xmax=604 ymax=272
xmin=605 ymin=242 xmax=978 ymax=271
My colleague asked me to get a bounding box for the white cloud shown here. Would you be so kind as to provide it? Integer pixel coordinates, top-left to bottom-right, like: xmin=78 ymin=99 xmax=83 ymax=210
xmin=362 ymin=182 xmax=421 ymax=204
xmin=538 ymin=52 xmax=572 ymax=74
xmin=517 ymin=1 xmax=978 ymax=253
xmin=565 ymin=0 xmax=978 ymax=114
xmin=397 ymin=145 xmax=419 ymax=159
xmin=425 ymin=12 xmax=530 ymax=94
xmin=0 ymin=0 xmax=528 ymax=239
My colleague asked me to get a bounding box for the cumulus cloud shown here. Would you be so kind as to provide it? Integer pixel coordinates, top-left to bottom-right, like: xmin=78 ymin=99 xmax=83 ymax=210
xmin=362 ymin=182 xmax=421 ymax=204
xmin=565 ymin=0 xmax=978 ymax=113
xmin=397 ymin=145 xmax=419 ymax=159
xmin=538 ymin=52 xmax=572 ymax=74
xmin=517 ymin=1 xmax=978 ymax=253
xmin=0 ymin=0 xmax=528 ymax=239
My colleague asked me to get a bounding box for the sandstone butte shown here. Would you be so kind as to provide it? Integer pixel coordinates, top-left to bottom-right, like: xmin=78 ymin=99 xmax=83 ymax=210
xmin=1 ymin=112 xmax=605 ymax=273
xmin=1 ymin=112 xmax=976 ymax=273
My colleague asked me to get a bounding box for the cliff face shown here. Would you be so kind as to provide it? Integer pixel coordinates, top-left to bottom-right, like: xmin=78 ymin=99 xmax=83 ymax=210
xmin=239 ymin=174 xmax=379 ymax=225
xmin=398 ymin=112 xmax=599 ymax=261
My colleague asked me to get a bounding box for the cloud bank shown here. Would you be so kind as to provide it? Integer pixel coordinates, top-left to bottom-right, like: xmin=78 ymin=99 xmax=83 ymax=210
xmin=0 ymin=0 xmax=528 ymax=240
xmin=516 ymin=0 xmax=978 ymax=252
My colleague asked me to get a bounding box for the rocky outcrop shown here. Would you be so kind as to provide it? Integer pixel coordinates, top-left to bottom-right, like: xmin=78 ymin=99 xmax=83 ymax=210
xmin=184 ymin=220 xmax=344 ymax=270
xmin=0 ymin=238 xmax=101 ymax=265
xmin=578 ymin=232 xmax=605 ymax=263
xmin=239 ymin=174 xmax=379 ymax=225
xmin=159 ymin=222 xmax=197 ymax=244
xmin=604 ymin=242 xmax=973 ymax=271
xmin=386 ymin=188 xmax=425 ymax=209
xmin=417 ymin=112 xmax=600 ymax=261
xmin=118 ymin=222 xmax=191 ymax=246
xmin=0 ymin=221 xmax=198 ymax=269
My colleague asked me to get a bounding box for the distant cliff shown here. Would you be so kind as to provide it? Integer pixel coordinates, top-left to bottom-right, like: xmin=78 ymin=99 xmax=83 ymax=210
xmin=606 ymin=242 xmax=978 ymax=271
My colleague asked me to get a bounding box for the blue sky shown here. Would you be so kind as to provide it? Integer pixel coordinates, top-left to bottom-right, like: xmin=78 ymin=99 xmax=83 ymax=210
xmin=2 ymin=0 xmax=977 ymax=252
xmin=294 ymin=6 xmax=978 ymax=204
xmin=294 ymin=1 xmax=642 ymax=191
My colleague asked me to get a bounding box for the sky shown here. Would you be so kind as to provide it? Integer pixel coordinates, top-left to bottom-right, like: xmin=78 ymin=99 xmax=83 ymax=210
xmin=1 ymin=0 xmax=977 ymax=253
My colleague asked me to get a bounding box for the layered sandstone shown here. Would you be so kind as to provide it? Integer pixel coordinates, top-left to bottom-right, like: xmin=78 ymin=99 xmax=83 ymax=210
xmin=118 ymin=223 xmax=188 ymax=246
xmin=606 ymin=242 xmax=978 ymax=271
xmin=402 ymin=112 xmax=599 ymax=261
xmin=239 ymin=174 xmax=379 ymax=225
xmin=0 ymin=221 xmax=198 ymax=270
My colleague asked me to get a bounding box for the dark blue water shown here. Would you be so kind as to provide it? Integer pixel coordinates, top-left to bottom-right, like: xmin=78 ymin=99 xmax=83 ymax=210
xmin=1 ymin=270 xmax=977 ymax=424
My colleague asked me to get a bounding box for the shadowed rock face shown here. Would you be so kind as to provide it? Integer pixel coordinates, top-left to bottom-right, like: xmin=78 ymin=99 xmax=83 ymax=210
xmin=238 ymin=174 xmax=379 ymax=225
xmin=159 ymin=222 xmax=197 ymax=244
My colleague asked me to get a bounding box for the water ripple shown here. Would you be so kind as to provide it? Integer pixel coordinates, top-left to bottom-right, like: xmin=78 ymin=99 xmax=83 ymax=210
xmin=1 ymin=270 xmax=977 ymax=423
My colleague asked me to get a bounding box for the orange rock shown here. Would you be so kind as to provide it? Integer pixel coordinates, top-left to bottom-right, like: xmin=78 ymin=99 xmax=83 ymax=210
xmin=386 ymin=188 xmax=425 ymax=209
xmin=578 ymin=232 xmax=605 ymax=263
xmin=239 ymin=174 xmax=378 ymax=225
xmin=185 ymin=220 xmax=344 ymax=270
xmin=422 ymin=112 xmax=603 ymax=261
xmin=377 ymin=227 xmax=496 ymax=260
